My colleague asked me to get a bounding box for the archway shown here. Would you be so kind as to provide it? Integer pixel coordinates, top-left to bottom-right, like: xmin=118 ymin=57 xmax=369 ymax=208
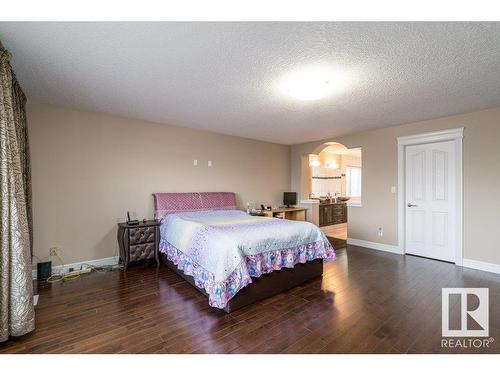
xmin=299 ymin=141 xmax=362 ymax=249
xmin=301 ymin=142 xmax=360 ymax=199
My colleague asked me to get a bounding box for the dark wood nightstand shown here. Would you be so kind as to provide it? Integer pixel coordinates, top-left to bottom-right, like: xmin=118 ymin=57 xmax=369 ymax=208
xmin=117 ymin=220 xmax=160 ymax=270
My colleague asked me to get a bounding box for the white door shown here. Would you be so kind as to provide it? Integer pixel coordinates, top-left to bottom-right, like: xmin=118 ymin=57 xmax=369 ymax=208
xmin=405 ymin=140 xmax=456 ymax=262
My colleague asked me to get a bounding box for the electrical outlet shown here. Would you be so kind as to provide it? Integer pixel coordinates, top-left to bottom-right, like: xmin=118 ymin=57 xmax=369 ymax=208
xmin=378 ymin=227 xmax=383 ymax=237
xmin=49 ymin=247 xmax=59 ymax=256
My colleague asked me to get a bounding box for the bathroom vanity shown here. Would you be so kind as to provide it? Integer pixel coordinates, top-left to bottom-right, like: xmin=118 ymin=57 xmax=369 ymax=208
xmin=318 ymin=202 xmax=347 ymax=227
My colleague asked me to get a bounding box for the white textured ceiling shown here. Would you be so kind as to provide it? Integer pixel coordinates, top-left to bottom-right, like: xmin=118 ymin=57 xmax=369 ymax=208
xmin=1 ymin=22 xmax=500 ymax=145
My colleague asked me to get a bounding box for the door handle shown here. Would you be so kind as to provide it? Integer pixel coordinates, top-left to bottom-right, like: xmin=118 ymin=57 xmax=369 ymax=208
xmin=407 ymin=203 xmax=418 ymax=207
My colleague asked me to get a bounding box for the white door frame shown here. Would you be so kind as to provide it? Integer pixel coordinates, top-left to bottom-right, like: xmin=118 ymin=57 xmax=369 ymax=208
xmin=397 ymin=128 xmax=464 ymax=265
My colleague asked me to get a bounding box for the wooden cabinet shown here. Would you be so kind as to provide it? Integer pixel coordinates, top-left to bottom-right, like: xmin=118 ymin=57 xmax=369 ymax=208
xmin=319 ymin=203 xmax=347 ymax=227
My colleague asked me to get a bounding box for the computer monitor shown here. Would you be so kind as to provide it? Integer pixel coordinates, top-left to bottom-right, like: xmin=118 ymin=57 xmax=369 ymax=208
xmin=283 ymin=192 xmax=297 ymax=208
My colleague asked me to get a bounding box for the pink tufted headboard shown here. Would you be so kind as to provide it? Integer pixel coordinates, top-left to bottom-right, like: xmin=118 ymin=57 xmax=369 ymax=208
xmin=152 ymin=192 xmax=237 ymax=220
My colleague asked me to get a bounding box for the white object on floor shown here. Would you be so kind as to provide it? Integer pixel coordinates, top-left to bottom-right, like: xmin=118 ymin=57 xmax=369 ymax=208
xmin=33 ymin=294 xmax=39 ymax=306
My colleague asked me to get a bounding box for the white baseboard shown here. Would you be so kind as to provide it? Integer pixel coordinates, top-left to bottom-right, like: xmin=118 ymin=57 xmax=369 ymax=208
xmin=462 ymin=258 xmax=500 ymax=275
xmin=32 ymin=255 xmax=119 ymax=280
xmin=347 ymin=239 xmax=500 ymax=274
xmin=347 ymin=238 xmax=403 ymax=255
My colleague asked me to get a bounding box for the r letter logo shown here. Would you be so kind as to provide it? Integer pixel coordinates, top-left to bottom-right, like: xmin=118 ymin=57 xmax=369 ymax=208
xmin=442 ymin=288 xmax=489 ymax=337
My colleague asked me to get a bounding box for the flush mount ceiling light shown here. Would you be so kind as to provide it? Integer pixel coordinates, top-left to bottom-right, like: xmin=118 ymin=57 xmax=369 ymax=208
xmin=280 ymin=66 xmax=349 ymax=101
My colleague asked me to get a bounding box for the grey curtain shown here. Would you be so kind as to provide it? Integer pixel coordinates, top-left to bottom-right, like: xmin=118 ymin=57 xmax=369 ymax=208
xmin=0 ymin=41 xmax=34 ymax=342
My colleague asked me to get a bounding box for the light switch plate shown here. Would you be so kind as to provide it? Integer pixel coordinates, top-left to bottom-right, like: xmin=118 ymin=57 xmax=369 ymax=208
xmin=208 ymin=160 xmax=212 ymax=167
xmin=193 ymin=159 xmax=198 ymax=166
xmin=391 ymin=186 xmax=396 ymax=193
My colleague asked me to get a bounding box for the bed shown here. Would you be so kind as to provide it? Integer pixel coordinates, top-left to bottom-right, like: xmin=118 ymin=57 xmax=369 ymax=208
xmin=153 ymin=192 xmax=335 ymax=312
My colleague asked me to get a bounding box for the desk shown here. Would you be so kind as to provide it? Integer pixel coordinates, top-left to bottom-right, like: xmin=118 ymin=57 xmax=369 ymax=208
xmin=263 ymin=207 xmax=307 ymax=221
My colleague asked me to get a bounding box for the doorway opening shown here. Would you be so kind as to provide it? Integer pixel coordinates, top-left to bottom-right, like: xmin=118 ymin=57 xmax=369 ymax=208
xmin=307 ymin=142 xmax=362 ymax=249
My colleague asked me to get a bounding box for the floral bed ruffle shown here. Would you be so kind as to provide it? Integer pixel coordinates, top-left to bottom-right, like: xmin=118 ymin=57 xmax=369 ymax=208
xmin=159 ymin=238 xmax=335 ymax=309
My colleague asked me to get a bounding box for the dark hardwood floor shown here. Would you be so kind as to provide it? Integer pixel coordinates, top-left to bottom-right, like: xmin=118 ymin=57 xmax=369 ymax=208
xmin=322 ymin=223 xmax=347 ymax=249
xmin=1 ymin=244 xmax=500 ymax=354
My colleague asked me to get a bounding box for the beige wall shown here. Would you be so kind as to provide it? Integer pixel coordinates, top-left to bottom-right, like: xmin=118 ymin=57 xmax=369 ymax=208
xmin=28 ymin=100 xmax=500 ymax=266
xmin=28 ymin=101 xmax=290 ymax=264
xmin=291 ymin=107 xmax=500 ymax=265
